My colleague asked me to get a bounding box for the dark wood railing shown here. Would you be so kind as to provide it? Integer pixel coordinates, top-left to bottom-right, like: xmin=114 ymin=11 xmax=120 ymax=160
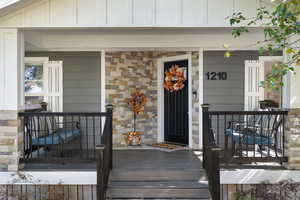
xmin=202 ymin=104 xmax=221 ymax=200
xmin=202 ymin=104 xmax=288 ymax=200
xmin=19 ymin=106 xmax=113 ymax=163
xmin=0 ymin=184 xmax=98 ymax=200
xmin=19 ymin=105 xmax=113 ymax=200
xmin=96 ymin=105 xmax=113 ymax=200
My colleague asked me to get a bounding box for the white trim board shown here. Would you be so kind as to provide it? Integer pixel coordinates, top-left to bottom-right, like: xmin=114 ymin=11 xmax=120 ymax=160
xmin=198 ymin=49 xmax=204 ymax=149
xmin=259 ymin=56 xmax=284 ymax=107
xmin=157 ymin=54 xmax=193 ymax=148
xmin=24 ymin=56 xmax=49 ymax=65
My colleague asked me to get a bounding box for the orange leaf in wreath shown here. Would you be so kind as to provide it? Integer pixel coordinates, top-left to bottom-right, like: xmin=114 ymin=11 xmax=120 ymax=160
xmin=163 ymin=65 xmax=186 ymax=92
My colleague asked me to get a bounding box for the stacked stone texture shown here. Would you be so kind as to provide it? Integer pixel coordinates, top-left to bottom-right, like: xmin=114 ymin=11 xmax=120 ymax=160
xmin=286 ymin=109 xmax=300 ymax=169
xmin=0 ymin=111 xmax=21 ymax=171
xmin=105 ymin=51 xmax=199 ymax=148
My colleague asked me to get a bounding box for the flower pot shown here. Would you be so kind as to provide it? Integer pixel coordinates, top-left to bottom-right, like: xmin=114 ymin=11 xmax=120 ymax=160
xmin=123 ymin=132 xmax=142 ymax=146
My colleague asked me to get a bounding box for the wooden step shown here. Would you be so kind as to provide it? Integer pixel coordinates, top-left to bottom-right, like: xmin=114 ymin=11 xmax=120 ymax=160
xmin=109 ymin=180 xmax=208 ymax=189
xmin=110 ymin=170 xmax=207 ymax=181
xmin=107 ymin=198 xmax=211 ymax=200
xmin=108 ymin=198 xmax=211 ymax=200
xmin=107 ymin=188 xmax=211 ymax=199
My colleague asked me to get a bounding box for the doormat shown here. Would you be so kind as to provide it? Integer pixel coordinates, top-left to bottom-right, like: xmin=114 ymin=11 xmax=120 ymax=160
xmin=149 ymin=142 xmax=187 ymax=152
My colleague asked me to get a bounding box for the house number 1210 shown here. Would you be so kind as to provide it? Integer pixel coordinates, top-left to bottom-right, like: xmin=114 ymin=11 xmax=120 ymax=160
xmin=206 ymin=72 xmax=228 ymax=80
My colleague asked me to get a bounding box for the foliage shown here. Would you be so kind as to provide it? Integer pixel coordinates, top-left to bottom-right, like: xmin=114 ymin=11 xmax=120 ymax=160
xmin=227 ymin=0 xmax=300 ymax=90
xmin=235 ymin=180 xmax=300 ymax=200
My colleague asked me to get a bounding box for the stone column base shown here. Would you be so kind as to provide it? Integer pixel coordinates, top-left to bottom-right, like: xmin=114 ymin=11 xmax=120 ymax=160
xmin=285 ymin=109 xmax=300 ymax=169
xmin=0 ymin=110 xmax=21 ymax=171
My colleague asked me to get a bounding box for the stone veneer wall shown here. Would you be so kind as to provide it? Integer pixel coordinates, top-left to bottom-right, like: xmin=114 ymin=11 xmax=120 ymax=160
xmin=105 ymin=51 xmax=199 ymax=148
xmin=285 ymin=109 xmax=300 ymax=169
xmin=0 ymin=111 xmax=21 ymax=171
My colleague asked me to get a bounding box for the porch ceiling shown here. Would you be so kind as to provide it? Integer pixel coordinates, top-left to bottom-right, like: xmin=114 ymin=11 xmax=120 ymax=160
xmin=24 ymin=28 xmax=266 ymax=51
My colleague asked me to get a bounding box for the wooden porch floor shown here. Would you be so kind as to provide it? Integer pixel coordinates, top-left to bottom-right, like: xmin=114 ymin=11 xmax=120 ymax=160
xmin=107 ymin=150 xmax=211 ymax=200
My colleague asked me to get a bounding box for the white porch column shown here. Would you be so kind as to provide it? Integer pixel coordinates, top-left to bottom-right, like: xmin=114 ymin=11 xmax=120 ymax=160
xmin=0 ymin=29 xmax=24 ymax=171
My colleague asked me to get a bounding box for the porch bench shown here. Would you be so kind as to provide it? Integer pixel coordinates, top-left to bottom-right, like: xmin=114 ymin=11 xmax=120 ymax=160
xmin=225 ymin=128 xmax=274 ymax=146
xmin=225 ymin=114 xmax=283 ymax=156
xmin=25 ymin=117 xmax=81 ymax=157
xmin=31 ymin=127 xmax=81 ymax=146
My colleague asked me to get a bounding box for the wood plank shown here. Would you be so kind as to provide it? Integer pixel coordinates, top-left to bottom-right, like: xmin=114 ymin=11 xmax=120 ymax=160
xmin=108 ymin=188 xmax=211 ymax=199
xmin=109 ymin=180 xmax=209 ymax=189
xmin=110 ymin=170 xmax=207 ymax=181
xmin=108 ymin=150 xmax=211 ymax=199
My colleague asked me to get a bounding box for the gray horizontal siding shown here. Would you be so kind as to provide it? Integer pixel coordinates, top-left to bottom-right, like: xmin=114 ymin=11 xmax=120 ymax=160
xmin=25 ymin=52 xmax=101 ymax=113
xmin=203 ymin=51 xmax=260 ymax=112
xmin=25 ymin=52 xmax=102 ymax=148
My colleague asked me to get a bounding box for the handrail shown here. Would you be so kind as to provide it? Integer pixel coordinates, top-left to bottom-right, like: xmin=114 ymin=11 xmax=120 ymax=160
xmin=96 ymin=105 xmax=113 ymax=200
xmin=19 ymin=112 xmax=109 ymax=116
xmin=207 ymin=110 xmax=288 ymax=115
xmin=202 ymin=104 xmax=221 ymax=200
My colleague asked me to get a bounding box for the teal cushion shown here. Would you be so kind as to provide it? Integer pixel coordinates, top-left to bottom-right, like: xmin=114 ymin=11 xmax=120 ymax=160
xmin=226 ymin=129 xmax=273 ymax=145
xmin=32 ymin=129 xmax=80 ymax=146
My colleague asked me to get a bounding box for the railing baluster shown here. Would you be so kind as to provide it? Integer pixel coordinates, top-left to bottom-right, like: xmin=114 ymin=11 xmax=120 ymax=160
xmin=86 ymin=116 xmax=89 ymax=159
xmin=282 ymin=113 xmax=285 ymax=157
xmin=246 ymin=114 xmax=249 ymax=158
xmin=238 ymin=114 xmax=242 ymax=158
xmin=224 ymin=114 xmax=228 ymax=163
xmin=37 ymin=115 xmax=40 ymax=159
xmin=93 ymin=116 xmax=96 ymax=158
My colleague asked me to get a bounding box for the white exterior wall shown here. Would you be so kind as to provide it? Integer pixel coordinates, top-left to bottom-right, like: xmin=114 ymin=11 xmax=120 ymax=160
xmin=282 ymin=35 xmax=300 ymax=109
xmin=0 ymin=29 xmax=24 ymax=110
xmin=283 ymin=62 xmax=300 ymax=109
xmin=0 ymin=0 xmax=265 ymax=28
xmin=0 ymin=29 xmax=24 ymax=171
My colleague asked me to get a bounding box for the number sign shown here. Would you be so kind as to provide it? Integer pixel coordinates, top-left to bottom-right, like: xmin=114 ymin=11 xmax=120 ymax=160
xmin=206 ymin=72 xmax=227 ymax=80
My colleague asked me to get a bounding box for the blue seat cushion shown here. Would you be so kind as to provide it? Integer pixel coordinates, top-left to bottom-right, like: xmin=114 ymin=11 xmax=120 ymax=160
xmin=32 ymin=128 xmax=81 ymax=146
xmin=226 ymin=129 xmax=273 ymax=145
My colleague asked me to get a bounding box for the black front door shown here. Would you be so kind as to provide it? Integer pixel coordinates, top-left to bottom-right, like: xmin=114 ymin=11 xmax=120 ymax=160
xmin=164 ymin=59 xmax=189 ymax=145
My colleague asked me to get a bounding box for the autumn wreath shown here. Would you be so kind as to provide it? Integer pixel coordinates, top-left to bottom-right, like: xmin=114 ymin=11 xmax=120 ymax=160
xmin=164 ymin=65 xmax=186 ymax=92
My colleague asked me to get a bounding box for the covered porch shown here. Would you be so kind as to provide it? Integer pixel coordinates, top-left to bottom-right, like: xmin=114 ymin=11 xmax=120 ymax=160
xmin=0 ymin=28 xmax=293 ymax=168
xmin=0 ymin=28 xmax=299 ymax=200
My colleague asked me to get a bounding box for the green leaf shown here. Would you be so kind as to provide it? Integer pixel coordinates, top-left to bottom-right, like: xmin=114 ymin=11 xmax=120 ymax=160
xmin=286 ymin=48 xmax=295 ymax=54
xmin=223 ymin=44 xmax=230 ymax=49
xmin=224 ymin=51 xmax=231 ymax=58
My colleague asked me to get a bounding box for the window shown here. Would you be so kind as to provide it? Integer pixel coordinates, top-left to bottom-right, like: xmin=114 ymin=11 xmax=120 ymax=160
xmin=24 ymin=57 xmax=49 ymax=105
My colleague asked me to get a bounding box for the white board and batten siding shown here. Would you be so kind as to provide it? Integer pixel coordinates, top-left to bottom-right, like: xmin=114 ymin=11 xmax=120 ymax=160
xmin=244 ymin=60 xmax=264 ymax=111
xmin=0 ymin=0 xmax=262 ymax=27
xmin=44 ymin=61 xmax=63 ymax=112
xmin=0 ymin=29 xmax=24 ymax=110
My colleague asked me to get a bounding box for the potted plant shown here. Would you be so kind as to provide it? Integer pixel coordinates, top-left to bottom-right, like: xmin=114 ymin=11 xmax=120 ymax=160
xmin=123 ymin=90 xmax=147 ymax=146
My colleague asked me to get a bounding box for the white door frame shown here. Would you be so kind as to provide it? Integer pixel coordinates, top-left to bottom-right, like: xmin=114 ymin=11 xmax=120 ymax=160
xmin=259 ymin=56 xmax=283 ymax=107
xmin=157 ymin=54 xmax=193 ymax=148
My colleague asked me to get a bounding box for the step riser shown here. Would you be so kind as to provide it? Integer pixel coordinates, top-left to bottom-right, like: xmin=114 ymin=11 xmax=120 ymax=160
xmin=107 ymin=188 xmax=211 ymax=199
